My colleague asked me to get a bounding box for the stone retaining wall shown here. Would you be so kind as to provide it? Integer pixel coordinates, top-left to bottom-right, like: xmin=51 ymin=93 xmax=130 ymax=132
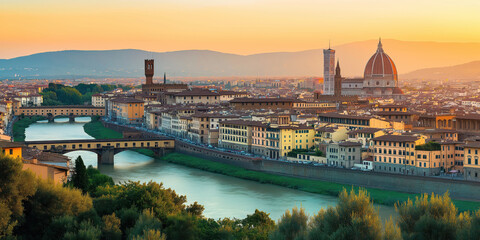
xmin=175 ymin=140 xmax=480 ymax=201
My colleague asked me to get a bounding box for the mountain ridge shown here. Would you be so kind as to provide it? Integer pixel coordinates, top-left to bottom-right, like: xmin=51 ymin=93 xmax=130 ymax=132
xmin=2 ymin=39 xmax=480 ymax=79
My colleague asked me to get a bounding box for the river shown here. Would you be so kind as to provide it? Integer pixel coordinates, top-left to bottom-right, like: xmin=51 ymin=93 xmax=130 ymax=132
xmin=24 ymin=117 xmax=395 ymax=220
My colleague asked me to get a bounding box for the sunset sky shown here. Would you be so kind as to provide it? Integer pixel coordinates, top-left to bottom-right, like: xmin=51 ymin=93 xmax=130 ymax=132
xmin=2 ymin=0 xmax=480 ymax=59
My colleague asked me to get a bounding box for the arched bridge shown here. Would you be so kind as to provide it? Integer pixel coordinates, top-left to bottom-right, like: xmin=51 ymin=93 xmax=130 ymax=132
xmin=23 ymin=138 xmax=175 ymax=165
xmin=14 ymin=105 xmax=105 ymax=122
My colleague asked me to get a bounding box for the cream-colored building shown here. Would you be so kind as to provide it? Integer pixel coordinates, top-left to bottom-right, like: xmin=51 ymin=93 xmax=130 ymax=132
xmin=92 ymin=94 xmax=107 ymax=107
xmin=315 ymin=126 xmax=348 ymax=145
xmin=464 ymin=142 xmax=480 ymax=181
xmin=252 ymin=123 xmax=316 ymax=159
xmin=219 ymin=120 xmax=258 ymax=152
xmin=188 ymin=113 xmax=240 ymax=145
xmin=373 ymin=135 xmax=426 ymax=175
xmin=347 ymin=128 xmax=386 ymax=148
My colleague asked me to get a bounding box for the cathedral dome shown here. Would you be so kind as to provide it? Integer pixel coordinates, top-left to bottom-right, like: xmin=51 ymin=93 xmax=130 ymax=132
xmin=364 ymin=39 xmax=397 ymax=80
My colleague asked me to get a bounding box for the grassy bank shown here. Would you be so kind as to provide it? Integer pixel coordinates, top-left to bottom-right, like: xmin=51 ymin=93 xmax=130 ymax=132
xmin=83 ymin=116 xmax=123 ymax=139
xmin=13 ymin=116 xmax=46 ymax=142
xmin=162 ymin=152 xmax=480 ymax=212
xmin=82 ymin=118 xmax=480 ymax=212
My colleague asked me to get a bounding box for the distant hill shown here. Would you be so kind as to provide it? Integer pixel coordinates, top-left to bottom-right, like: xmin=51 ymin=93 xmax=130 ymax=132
xmin=401 ymin=61 xmax=480 ymax=82
xmin=2 ymin=39 xmax=480 ymax=79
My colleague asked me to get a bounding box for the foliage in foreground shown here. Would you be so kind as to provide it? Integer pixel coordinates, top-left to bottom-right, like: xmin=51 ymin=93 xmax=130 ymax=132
xmin=3 ymin=153 xmax=480 ymax=240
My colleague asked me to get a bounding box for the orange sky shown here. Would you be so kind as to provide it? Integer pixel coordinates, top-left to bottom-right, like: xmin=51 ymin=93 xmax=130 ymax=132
xmin=2 ymin=0 xmax=480 ymax=59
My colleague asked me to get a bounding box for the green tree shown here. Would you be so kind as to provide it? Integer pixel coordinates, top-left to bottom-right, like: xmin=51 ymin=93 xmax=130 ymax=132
xmin=128 ymin=210 xmax=163 ymax=240
xmin=94 ymin=181 xmax=191 ymax=221
xmin=132 ymin=229 xmax=166 ymax=240
xmin=307 ymin=189 xmax=382 ymax=240
xmin=383 ymin=217 xmax=402 ymax=240
xmin=457 ymin=210 xmax=478 ymax=240
xmin=396 ymin=193 xmax=466 ymax=240
xmin=185 ymin=201 xmax=204 ymax=217
xmin=102 ymin=213 xmax=122 ymax=240
xmin=241 ymin=209 xmax=276 ymax=240
xmin=197 ymin=218 xmax=233 ymax=240
xmin=42 ymin=215 xmax=78 ymax=240
xmin=164 ymin=213 xmax=199 ymax=240
xmin=86 ymin=166 xmax=114 ymax=194
xmin=116 ymin=207 xmax=141 ymax=234
xmin=270 ymin=207 xmax=308 ymax=240
xmin=71 ymin=156 xmax=89 ymax=193
xmin=0 ymin=154 xmax=37 ymax=237
xmin=63 ymin=220 xmax=101 ymax=240
xmin=18 ymin=180 xmax=93 ymax=238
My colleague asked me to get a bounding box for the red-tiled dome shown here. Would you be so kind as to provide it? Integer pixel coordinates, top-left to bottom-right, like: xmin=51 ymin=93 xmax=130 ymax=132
xmin=364 ymin=39 xmax=398 ymax=79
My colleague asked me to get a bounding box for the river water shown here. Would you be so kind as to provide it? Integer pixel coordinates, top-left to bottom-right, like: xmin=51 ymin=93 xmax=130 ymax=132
xmin=24 ymin=117 xmax=395 ymax=220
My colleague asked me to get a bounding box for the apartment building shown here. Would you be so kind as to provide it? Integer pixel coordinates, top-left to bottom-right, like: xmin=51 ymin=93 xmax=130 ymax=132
xmin=92 ymin=94 xmax=106 ymax=107
xmin=372 ymin=135 xmax=426 ymax=175
xmin=315 ymin=126 xmax=348 ymax=144
xmin=144 ymin=110 xmax=162 ymax=130
xmin=13 ymin=94 xmax=43 ymax=107
xmin=326 ymin=141 xmax=362 ymax=168
xmin=188 ymin=113 xmax=240 ymax=145
xmin=464 ymin=142 xmax=480 ymax=181
xmin=347 ymin=128 xmax=385 ymax=148
xmin=252 ymin=123 xmax=315 ymax=159
xmin=218 ymin=120 xmax=260 ymax=152
xmin=108 ymin=98 xmax=145 ymax=125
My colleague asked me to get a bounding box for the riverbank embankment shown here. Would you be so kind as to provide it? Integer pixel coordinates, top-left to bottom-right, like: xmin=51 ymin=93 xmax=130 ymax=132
xmin=82 ymin=118 xmax=480 ymax=212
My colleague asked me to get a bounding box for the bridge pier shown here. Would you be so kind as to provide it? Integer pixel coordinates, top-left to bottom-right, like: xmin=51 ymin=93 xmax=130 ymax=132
xmin=152 ymin=148 xmax=173 ymax=158
xmin=98 ymin=146 xmax=115 ymax=165
xmin=69 ymin=114 xmax=75 ymax=123
xmin=47 ymin=114 xmax=55 ymax=123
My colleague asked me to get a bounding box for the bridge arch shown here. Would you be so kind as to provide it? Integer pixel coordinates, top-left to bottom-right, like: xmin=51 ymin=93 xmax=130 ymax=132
xmin=25 ymin=138 xmax=175 ymax=165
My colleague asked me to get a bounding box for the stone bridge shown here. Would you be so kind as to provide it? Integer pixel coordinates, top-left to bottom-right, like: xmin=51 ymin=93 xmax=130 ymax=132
xmin=14 ymin=105 xmax=105 ymax=122
xmin=23 ymin=138 xmax=175 ymax=164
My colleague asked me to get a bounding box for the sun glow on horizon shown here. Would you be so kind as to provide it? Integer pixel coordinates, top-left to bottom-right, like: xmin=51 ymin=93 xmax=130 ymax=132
xmin=2 ymin=0 xmax=480 ymax=59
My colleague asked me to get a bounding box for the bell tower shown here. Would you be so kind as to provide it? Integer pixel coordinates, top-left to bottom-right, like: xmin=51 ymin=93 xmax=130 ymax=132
xmin=145 ymin=59 xmax=154 ymax=85
xmin=334 ymin=60 xmax=342 ymax=97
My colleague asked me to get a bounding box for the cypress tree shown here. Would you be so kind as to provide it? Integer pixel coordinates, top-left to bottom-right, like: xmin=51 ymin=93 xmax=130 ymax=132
xmin=72 ymin=156 xmax=89 ymax=193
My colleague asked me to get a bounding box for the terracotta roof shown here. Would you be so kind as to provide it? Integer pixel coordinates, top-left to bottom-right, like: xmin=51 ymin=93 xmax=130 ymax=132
xmin=111 ymin=97 xmax=144 ymax=104
xmin=364 ymin=39 xmax=398 ymax=79
xmin=339 ymin=141 xmax=362 ymax=147
xmin=348 ymin=128 xmax=384 ymax=134
xmin=372 ymin=135 xmax=420 ymax=142
xmin=0 ymin=141 xmax=24 ymax=148
xmin=374 ymin=111 xmax=415 ymax=116
xmin=174 ymin=89 xmax=220 ymax=96
xmin=318 ymin=112 xmax=371 ymax=120
xmin=463 ymin=142 xmax=480 ymax=148
xmin=230 ymin=97 xmax=296 ymax=103
xmin=219 ymin=120 xmax=267 ymax=127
